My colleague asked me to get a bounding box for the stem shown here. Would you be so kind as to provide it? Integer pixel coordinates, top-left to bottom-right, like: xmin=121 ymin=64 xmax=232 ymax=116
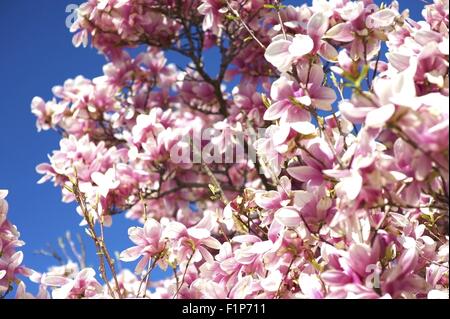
xmin=300 ymin=215 xmax=334 ymax=247
xmin=226 ymin=0 xmax=266 ymax=50
xmin=275 ymin=256 xmax=296 ymax=299
xmin=137 ymin=257 xmax=159 ymax=298
xmin=72 ymin=179 xmax=123 ymax=299
xmin=274 ymin=0 xmax=287 ymax=40
xmin=173 ymin=251 xmax=195 ymax=299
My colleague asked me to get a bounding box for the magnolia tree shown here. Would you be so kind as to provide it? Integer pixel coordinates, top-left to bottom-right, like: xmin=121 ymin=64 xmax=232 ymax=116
xmin=1 ymin=0 xmax=448 ymax=299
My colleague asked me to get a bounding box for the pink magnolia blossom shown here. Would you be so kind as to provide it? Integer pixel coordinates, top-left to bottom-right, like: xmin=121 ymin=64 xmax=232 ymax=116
xmin=0 ymin=190 xmax=33 ymax=297
xmin=265 ymin=34 xmax=314 ymax=72
xmin=43 ymin=268 xmax=104 ymax=299
xmin=120 ymin=218 xmax=167 ymax=273
xmin=165 ymin=220 xmax=221 ymax=264
xmin=198 ymin=0 xmax=227 ymax=35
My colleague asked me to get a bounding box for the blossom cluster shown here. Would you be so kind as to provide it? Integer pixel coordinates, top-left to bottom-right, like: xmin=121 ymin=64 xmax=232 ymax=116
xmin=0 ymin=190 xmax=34 ymax=298
xmin=19 ymin=0 xmax=450 ymax=299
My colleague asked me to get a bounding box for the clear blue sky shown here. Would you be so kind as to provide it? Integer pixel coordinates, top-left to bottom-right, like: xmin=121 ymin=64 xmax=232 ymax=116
xmin=0 ymin=0 xmax=141 ymax=284
xmin=0 ymin=0 xmax=424 ymax=292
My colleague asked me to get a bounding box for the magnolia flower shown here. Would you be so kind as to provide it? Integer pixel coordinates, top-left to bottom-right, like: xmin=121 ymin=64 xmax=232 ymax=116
xmin=254 ymin=176 xmax=292 ymax=211
xmin=113 ymin=269 xmax=149 ymax=298
xmin=321 ymin=243 xmax=381 ymax=291
xmin=323 ymin=1 xmax=386 ymax=60
xmin=381 ymin=247 xmax=425 ymax=297
xmin=131 ymin=110 xmax=167 ymax=144
xmin=1 ymin=189 xmax=34 ymax=297
xmin=232 ymin=235 xmax=273 ymax=265
xmin=263 ymin=64 xmax=336 ymax=133
xmin=165 ymin=221 xmax=221 ymax=264
xmin=366 ymin=8 xmax=398 ymax=29
xmin=254 ymin=125 xmax=288 ymax=177
xmin=299 ymin=273 xmax=324 ymax=299
xmin=43 ymin=268 xmax=103 ymax=299
xmin=324 ymin=169 xmax=363 ymax=201
xmin=228 ymin=275 xmax=260 ymax=299
xmin=262 ymin=76 xmax=314 ymax=138
xmin=260 ymin=270 xmax=283 ymax=293
xmin=265 ymin=12 xmax=337 ymax=72
xmin=287 ymin=137 xmax=334 ymax=186
xmin=120 ymin=218 xmax=167 ymax=273
xmin=198 ymin=0 xmax=226 ymax=35
xmin=0 ymin=189 xmax=8 ymax=218
xmin=14 ymin=282 xmax=36 ymax=299
xmin=274 ymin=207 xmax=302 ymax=227
xmin=265 ymin=34 xmax=314 ymax=72
xmin=15 ymin=281 xmax=49 ymax=299
xmin=90 ymin=168 xmax=120 ymax=198
xmin=336 ymin=1 xmax=365 ymax=21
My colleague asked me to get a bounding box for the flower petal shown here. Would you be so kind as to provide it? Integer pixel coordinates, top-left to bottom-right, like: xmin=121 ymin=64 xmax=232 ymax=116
xmin=265 ymin=39 xmax=294 ymax=72
xmin=365 ymin=104 xmax=395 ymax=128
xmin=288 ymin=34 xmax=314 ymax=58
xmin=307 ymin=12 xmax=329 ymax=39
xmin=119 ymin=246 xmax=142 ymax=262
xmin=274 ymin=207 xmax=301 ymax=227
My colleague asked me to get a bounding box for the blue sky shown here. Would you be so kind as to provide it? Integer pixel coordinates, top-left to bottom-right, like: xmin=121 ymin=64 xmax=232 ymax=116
xmin=0 ymin=0 xmax=140 ymax=282
xmin=0 ymin=0 xmax=425 ymax=292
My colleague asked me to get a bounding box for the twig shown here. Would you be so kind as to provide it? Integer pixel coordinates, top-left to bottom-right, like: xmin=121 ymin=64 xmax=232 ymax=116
xmin=273 ymin=0 xmax=287 ymax=40
xmin=71 ymin=178 xmax=123 ymax=299
xmin=173 ymin=252 xmax=195 ymax=299
xmin=137 ymin=257 xmax=159 ymax=298
xmin=275 ymin=256 xmax=296 ymax=299
xmin=225 ymin=0 xmax=266 ymax=50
